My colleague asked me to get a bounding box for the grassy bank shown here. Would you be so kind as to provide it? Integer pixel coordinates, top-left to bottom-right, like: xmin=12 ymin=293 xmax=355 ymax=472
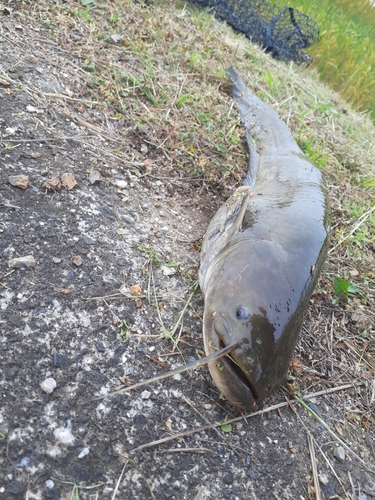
xmin=277 ymin=0 xmax=375 ymax=120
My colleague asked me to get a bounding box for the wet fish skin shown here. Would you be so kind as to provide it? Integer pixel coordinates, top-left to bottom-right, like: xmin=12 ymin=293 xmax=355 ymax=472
xmin=199 ymin=67 xmax=330 ymax=411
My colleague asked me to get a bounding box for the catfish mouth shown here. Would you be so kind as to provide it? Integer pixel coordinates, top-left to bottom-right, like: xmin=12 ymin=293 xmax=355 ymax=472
xmin=213 ymin=318 xmax=260 ymax=403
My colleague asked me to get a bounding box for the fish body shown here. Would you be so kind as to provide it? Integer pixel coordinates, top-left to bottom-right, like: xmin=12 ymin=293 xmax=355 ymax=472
xmin=199 ymin=68 xmax=330 ymax=411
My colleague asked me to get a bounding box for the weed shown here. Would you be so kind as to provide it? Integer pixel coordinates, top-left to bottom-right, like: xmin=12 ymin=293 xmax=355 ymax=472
xmin=278 ymin=0 xmax=375 ymax=120
xmin=298 ymin=140 xmax=330 ymax=169
xmin=119 ymin=322 xmax=129 ymax=342
xmin=138 ymin=246 xmax=162 ymax=267
xmin=51 ymin=478 xmax=102 ymax=499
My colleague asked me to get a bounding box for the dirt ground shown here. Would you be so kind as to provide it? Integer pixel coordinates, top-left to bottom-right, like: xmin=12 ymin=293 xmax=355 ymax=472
xmin=1 ymin=2 xmax=375 ymax=499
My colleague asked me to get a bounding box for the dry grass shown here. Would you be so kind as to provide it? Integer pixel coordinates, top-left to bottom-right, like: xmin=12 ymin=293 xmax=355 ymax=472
xmin=6 ymin=0 xmax=375 ymax=471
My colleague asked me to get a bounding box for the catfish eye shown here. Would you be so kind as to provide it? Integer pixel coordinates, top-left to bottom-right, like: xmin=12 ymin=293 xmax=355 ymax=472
xmin=235 ymin=306 xmax=249 ymax=321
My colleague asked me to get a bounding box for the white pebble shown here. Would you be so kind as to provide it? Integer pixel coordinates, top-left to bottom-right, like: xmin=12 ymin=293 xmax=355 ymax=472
xmin=141 ymin=390 xmax=151 ymax=400
xmin=40 ymin=378 xmax=57 ymax=394
xmin=161 ymin=265 xmax=176 ymax=276
xmin=26 ymin=105 xmax=43 ymax=114
xmin=115 ymin=180 xmax=128 ymax=189
xmin=78 ymin=447 xmax=90 ymax=459
xmin=8 ymin=255 xmax=35 ymax=269
xmin=318 ymin=474 xmax=329 ymax=485
xmin=45 ymin=480 xmax=54 ymax=489
xmin=46 ymin=446 xmax=61 ymax=458
xmin=334 ymin=445 xmax=346 ymax=461
xmin=53 ymin=427 xmax=75 ymax=445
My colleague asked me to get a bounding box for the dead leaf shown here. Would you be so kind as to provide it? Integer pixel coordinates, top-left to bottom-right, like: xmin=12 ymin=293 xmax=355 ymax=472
xmin=135 ymin=298 xmax=142 ymax=308
xmin=165 ymin=421 xmax=173 ymax=431
xmin=61 ymin=172 xmax=78 ymax=190
xmin=285 ymin=380 xmax=298 ymax=397
xmin=144 ymin=158 xmax=153 ymax=169
xmin=118 ymin=376 xmax=136 ymax=387
xmin=42 ymin=176 xmax=61 ymax=190
xmin=289 ymin=357 xmax=303 ymax=375
xmin=351 ymin=308 xmax=371 ymax=328
xmin=334 ymin=424 xmax=344 ymax=436
xmin=130 ymin=284 xmax=142 ymax=296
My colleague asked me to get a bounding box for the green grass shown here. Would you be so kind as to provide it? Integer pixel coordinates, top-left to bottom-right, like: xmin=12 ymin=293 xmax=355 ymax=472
xmin=277 ymin=0 xmax=375 ymax=120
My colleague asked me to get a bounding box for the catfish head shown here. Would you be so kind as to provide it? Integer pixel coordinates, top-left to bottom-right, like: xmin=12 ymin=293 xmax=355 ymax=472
xmin=199 ymin=187 xmax=316 ymax=412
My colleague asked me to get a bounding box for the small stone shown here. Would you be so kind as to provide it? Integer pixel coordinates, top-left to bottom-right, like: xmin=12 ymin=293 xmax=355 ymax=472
xmin=349 ymin=268 xmax=359 ymax=277
xmin=83 ymin=236 xmax=95 ymax=245
xmin=26 ymin=105 xmax=44 ymax=114
xmin=9 ymin=174 xmax=29 ymax=189
xmin=223 ymin=472 xmax=233 ymax=485
xmin=318 ymin=473 xmax=329 ymax=485
xmin=72 ymin=255 xmax=83 ymax=266
xmin=333 ymin=446 xmax=346 ymax=461
xmin=8 ymin=255 xmax=36 ymax=269
xmin=45 ymin=480 xmax=54 ymax=489
xmin=88 ymin=170 xmax=101 ymax=184
xmin=53 ymin=426 xmax=75 ymax=445
xmin=114 ymin=179 xmax=128 ymax=189
xmin=5 ymin=127 xmax=16 ymax=136
xmin=78 ymin=447 xmax=90 ymax=458
xmin=4 ymin=365 xmax=18 ymax=380
xmin=248 ymin=469 xmax=259 ymax=480
xmin=41 ymin=378 xmax=57 ymax=394
xmin=162 ymin=265 xmax=176 ymax=276
xmin=53 ymin=352 xmax=67 ymax=367
xmin=6 ymin=481 xmax=25 ymax=495
xmin=52 ymin=257 xmax=62 ymax=263
xmin=141 ymin=390 xmax=151 ymax=400
xmin=46 ymin=445 xmax=61 ymax=458
xmin=95 ymin=341 xmax=105 ymax=352
xmin=81 ymin=316 xmax=91 ymax=327
xmin=26 ymin=55 xmax=38 ymax=64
